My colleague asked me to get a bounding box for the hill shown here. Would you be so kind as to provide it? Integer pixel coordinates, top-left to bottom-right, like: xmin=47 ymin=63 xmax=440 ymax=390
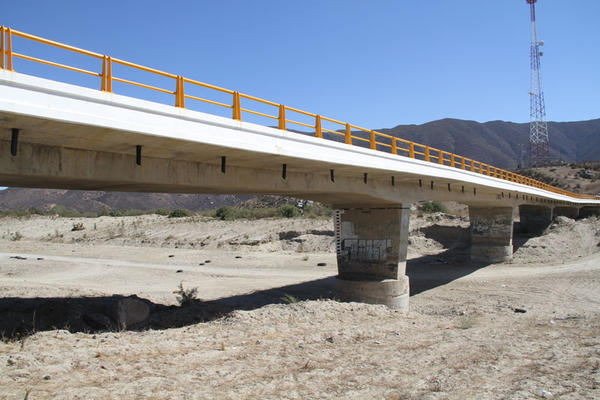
xmin=0 ymin=189 xmax=250 ymax=213
xmin=376 ymin=118 xmax=600 ymax=169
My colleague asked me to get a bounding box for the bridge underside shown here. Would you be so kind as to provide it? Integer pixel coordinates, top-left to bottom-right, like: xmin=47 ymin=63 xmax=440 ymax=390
xmin=0 ymin=138 xmax=533 ymax=311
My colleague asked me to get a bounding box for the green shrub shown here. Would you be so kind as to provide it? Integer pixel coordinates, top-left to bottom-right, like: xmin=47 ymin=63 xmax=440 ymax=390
xmin=168 ymin=208 xmax=192 ymax=218
xmin=418 ymin=201 xmax=447 ymax=214
xmin=174 ymin=282 xmax=199 ymax=306
xmin=215 ymin=206 xmax=234 ymax=220
xmin=154 ymin=208 xmax=170 ymax=216
xmin=278 ymin=204 xmax=300 ymax=218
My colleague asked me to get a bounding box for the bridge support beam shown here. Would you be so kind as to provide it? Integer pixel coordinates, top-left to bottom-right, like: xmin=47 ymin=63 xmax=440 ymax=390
xmin=469 ymin=206 xmax=514 ymax=263
xmin=553 ymin=206 xmax=579 ymax=220
xmin=519 ymin=205 xmax=553 ymax=233
xmin=334 ymin=207 xmax=410 ymax=311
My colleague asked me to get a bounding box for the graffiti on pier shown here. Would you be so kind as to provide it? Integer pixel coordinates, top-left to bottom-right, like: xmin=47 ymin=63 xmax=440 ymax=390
xmin=340 ymin=238 xmax=392 ymax=263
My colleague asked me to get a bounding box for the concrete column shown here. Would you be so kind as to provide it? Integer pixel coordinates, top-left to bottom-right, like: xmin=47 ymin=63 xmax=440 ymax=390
xmin=334 ymin=207 xmax=410 ymax=311
xmin=553 ymin=206 xmax=579 ymax=219
xmin=580 ymin=206 xmax=600 ymax=218
xmin=469 ymin=206 xmax=514 ymax=263
xmin=519 ymin=205 xmax=553 ymax=233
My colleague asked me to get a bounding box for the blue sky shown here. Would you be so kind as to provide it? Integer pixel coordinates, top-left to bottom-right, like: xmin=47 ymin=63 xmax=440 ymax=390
xmin=3 ymin=0 xmax=599 ymax=130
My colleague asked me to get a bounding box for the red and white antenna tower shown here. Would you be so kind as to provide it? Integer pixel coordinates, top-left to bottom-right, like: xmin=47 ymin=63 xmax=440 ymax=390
xmin=526 ymin=0 xmax=550 ymax=166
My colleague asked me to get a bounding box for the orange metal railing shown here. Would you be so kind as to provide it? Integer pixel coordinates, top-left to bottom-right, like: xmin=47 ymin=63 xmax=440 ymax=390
xmin=0 ymin=26 xmax=597 ymax=201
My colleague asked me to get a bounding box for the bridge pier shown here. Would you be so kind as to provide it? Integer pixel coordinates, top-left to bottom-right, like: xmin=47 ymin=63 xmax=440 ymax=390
xmin=553 ymin=206 xmax=579 ymax=219
xmin=334 ymin=207 xmax=410 ymax=311
xmin=519 ymin=205 xmax=553 ymax=233
xmin=469 ymin=206 xmax=515 ymax=263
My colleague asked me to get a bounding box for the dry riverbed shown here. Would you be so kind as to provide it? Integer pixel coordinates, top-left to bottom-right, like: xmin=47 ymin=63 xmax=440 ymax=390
xmin=0 ymin=214 xmax=599 ymax=399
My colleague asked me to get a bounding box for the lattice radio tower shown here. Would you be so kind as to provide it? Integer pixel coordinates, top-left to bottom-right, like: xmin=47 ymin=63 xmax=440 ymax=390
xmin=527 ymin=0 xmax=550 ymax=166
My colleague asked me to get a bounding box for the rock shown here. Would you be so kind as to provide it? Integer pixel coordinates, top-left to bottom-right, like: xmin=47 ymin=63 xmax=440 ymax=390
xmin=176 ymin=269 xmax=183 ymax=273
xmin=514 ymin=308 xmax=527 ymax=313
xmin=235 ymin=256 xmax=242 ymax=259
xmin=317 ymin=263 xmax=327 ymax=267
xmin=43 ymin=375 xmax=51 ymax=380
xmin=110 ymin=297 xmax=150 ymax=329
xmin=9 ymin=256 xmax=27 ymax=260
xmin=555 ymin=216 xmax=574 ymax=225
xmin=326 ymin=337 xmax=334 ymax=343
xmin=204 ymin=260 xmax=211 ymax=263
xmin=168 ymin=255 xmax=175 ymax=258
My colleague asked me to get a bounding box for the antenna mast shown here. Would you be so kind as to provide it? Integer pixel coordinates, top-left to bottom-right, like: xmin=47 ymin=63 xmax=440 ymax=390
xmin=527 ymin=0 xmax=550 ymax=166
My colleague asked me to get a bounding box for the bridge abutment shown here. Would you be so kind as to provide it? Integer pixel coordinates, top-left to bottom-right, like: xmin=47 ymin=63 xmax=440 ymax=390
xmin=519 ymin=205 xmax=553 ymax=233
xmin=334 ymin=207 xmax=410 ymax=311
xmin=469 ymin=206 xmax=515 ymax=263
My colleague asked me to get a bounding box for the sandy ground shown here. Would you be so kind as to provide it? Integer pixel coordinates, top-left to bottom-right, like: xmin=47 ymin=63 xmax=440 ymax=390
xmin=0 ymin=214 xmax=599 ymax=399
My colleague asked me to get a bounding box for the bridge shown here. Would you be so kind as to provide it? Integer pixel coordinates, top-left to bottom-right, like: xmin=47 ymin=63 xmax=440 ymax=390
xmin=1 ymin=27 xmax=599 ymax=310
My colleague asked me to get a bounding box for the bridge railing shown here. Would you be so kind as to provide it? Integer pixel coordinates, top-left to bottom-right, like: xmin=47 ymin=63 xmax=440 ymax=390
xmin=0 ymin=26 xmax=596 ymax=201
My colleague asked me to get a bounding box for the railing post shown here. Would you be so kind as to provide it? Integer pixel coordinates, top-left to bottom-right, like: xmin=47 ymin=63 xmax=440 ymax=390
xmin=175 ymin=76 xmax=185 ymax=108
xmin=345 ymin=123 xmax=352 ymax=145
xmin=461 ymin=157 xmax=465 ymax=170
xmin=470 ymin=160 xmax=475 ymax=172
xmin=232 ymin=92 xmax=241 ymax=120
xmin=391 ymin=138 xmax=397 ymax=155
xmin=278 ymin=105 xmax=286 ymax=130
xmin=409 ymin=142 xmax=415 ymax=158
xmin=101 ymin=56 xmax=112 ymax=92
xmin=101 ymin=56 xmax=106 ymax=91
xmin=370 ymin=131 xmax=376 ymax=150
xmin=424 ymin=146 xmax=430 ymax=162
xmin=478 ymin=163 xmax=483 ymax=174
xmin=450 ymin=154 xmax=455 ymax=168
xmin=0 ymin=26 xmax=5 ymax=69
xmin=6 ymin=27 xmax=13 ymax=71
xmin=494 ymin=168 xmax=498 ymax=178
xmin=438 ymin=151 xmax=444 ymax=165
xmin=315 ymin=115 xmax=322 ymax=138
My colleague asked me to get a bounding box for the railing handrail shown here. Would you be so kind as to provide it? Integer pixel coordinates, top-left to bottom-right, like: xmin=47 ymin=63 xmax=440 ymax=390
xmin=0 ymin=26 xmax=597 ymax=201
